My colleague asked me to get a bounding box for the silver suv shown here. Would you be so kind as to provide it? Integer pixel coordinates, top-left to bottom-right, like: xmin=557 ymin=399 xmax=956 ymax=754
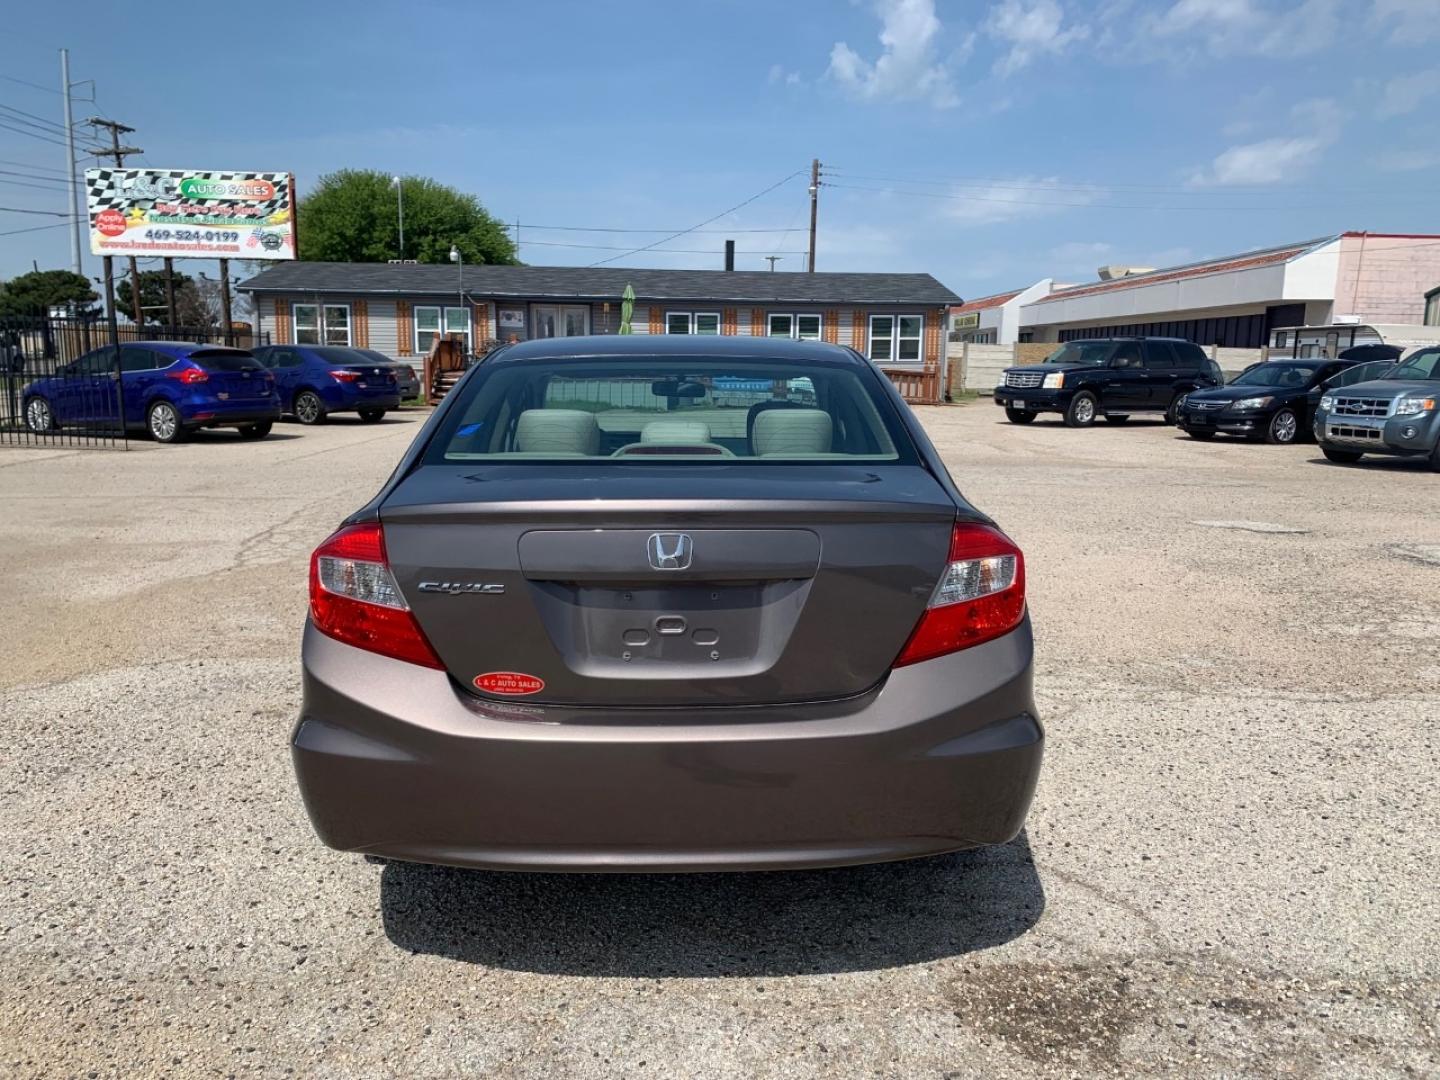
xmin=1314 ymin=346 xmax=1440 ymax=469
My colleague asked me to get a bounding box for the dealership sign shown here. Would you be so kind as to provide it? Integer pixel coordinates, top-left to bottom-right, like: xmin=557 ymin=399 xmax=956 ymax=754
xmin=85 ymin=168 xmax=296 ymax=260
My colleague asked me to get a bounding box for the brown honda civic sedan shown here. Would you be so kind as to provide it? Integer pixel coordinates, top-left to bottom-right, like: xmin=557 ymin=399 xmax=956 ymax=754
xmin=291 ymin=335 xmax=1043 ymax=872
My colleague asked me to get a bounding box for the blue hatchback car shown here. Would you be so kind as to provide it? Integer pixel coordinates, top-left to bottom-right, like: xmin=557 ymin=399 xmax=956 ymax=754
xmin=23 ymin=341 xmax=282 ymax=443
xmin=250 ymin=345 xmax=401 ymax=425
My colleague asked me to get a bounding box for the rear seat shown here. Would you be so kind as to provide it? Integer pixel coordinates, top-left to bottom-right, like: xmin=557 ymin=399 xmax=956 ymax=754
xmin=513 ymin=409 xmax=600 ymax=456
xmin=752 ymin=409 xmax=833 ymax=456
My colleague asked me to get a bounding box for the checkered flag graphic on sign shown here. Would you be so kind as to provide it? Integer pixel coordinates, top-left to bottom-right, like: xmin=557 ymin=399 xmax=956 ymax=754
xmin=85 ymin=169 xmax=291 ymax=219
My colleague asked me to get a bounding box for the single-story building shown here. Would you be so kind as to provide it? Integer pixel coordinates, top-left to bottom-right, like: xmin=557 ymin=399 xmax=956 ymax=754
xmin=949 ymin=280 xmax=1053 ymax=345
xmin=237 ymin=263 xmax=960 ymax=375
xmin=1018 ymin=232 xmax=1440 ymax=347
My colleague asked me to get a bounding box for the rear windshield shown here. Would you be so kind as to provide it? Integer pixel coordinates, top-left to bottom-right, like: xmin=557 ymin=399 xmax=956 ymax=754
xmin=307 ymin=346 xmax=375 ymax=365
xmin=424 ymin=357 xmax=913 ymax=464
xmin=189 ymin=349 xmax=262 ymax=372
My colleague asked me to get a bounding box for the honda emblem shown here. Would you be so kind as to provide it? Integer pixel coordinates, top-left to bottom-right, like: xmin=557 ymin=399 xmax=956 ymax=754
xmin=646 ymin=532 xmax=693 ymax=570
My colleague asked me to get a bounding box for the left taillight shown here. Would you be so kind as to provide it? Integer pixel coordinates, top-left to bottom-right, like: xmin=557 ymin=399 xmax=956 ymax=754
xmin=893 ymin=523 xmax=1026 ymax=667
xmin=330 ymin=369 xmax=360 ymax=382
xmin=166 ymin=366 xmax=208 ymax=384
xmin=308 ymin=522 xmax=443 ymax=669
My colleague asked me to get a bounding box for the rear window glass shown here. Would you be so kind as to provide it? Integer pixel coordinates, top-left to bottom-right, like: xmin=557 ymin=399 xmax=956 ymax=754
xmin=307 ymin=346 xmax=373 ymax=364
xmin=189 ymin=349 xmax=262 ymax=371
xmin=424 ymin=358 xmax=913 ymax=464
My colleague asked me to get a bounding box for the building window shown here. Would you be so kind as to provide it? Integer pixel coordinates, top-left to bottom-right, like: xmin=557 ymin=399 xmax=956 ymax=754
xmin=765 ymin=313 xmax=822 ymax=339
xmin=1425 ymin=288 xmax=1440 ymax=327
xmin=666 ymin=311 xmax=720 ymax=335
xmin=868 ymin=314 xmax=922 ymax=362
xmin=415 ymin=305 xmax=471 ymax=354
xmin=293 ymin=303 xmax=351 ymax=346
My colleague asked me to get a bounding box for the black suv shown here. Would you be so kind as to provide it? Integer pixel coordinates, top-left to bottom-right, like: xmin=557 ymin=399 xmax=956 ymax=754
xmin=995 ymin=338 xmax=1223 ymax=427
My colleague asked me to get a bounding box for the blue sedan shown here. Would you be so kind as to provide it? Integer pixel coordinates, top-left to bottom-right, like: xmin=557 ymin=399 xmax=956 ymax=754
xmin=250 ymin=345 xmax=401 ymax=424
xmin=23 ymin=341 xmax=282 ymax=443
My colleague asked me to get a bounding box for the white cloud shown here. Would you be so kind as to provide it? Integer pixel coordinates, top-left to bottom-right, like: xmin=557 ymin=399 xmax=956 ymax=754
xmin=1189 ymin=94 xmax=1341 ymax=185
xmin=1377 ymin=69 xmax=1440 ymax=117
xmin=768 ymin=64 xmax=803 ymax=87
xmin=1190 ymin=135 xmax=1330 ymax=185
xmin=941 ymin=177 xmax=1094 ymax=226
xmin=1373 ymin=0 xmax=1440 ymax=43
xmin=985 ymin=0 xmax=1090 ymax=76
xmin=827 ymin=0 xmax=960 ymax=108
xmin=1149 ymin=0 xmax=1340 ymax=58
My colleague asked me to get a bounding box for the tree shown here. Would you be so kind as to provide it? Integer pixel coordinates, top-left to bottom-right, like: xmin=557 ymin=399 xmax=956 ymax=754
xmin=297 ymin=169 xmax=518 ymax=266
xmin=118 ymin=269 xmax=196 ymax=323
xmin=0 ymin=269 xmax=99 ymax=317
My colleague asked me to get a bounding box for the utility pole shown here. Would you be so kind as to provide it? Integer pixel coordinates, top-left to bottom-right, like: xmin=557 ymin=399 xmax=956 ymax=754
xmin=807 ymin=158 xmax=821 ymax=274
xmin=765 ymin=256 xmax=782 ymax=272
xmin=59 ymin=50 xmax=83 ymax=277
xmin=86 ymin=118 xmax=144 ymax=325
xmin=391 ymin=175 xmax=405 ymax=259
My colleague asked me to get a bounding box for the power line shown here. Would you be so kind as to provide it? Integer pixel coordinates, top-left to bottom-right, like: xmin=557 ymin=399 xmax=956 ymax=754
xmin=0 ymin=73 xmax=62 ymax=96
xmin=824 ymin=167 xmax=1430 ymax=197
xmin=823 ymin=180 xmax=1438 ymax=213
xmin=0 ymin=158 xmax=70 ymax=179
xmin=0 ymin=118 xmax=70 ymax=148
xmin=0 ymin=204 xmax=75 ymax=216
xmin=0 ymin=219 xmax=73 ymax=237
xmin=0 ymin=176 xmax=70 ymax=192
xmin=0 ymin=101 xmax=68 ymax=135
xmin=520 ymin=238 xmax=809 ymax=254
xmin=587 ymin=170 xmax=805 ymax=267
xmin=512 ymin=222 xmax=810 ymax=234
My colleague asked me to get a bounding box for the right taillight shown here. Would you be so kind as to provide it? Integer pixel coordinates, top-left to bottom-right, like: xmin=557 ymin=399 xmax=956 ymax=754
xmin=893 ymin=523 xmax=1026 ymax=667
xmin=308 ymin=523 xmax=443 ymax=669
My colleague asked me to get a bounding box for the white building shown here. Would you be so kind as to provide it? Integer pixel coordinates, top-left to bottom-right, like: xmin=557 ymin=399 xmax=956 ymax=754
xmin=948 ymin=279 xmax=1052 ymax=345
xmin=1017 ymin=233 xmax=1440 ymax=347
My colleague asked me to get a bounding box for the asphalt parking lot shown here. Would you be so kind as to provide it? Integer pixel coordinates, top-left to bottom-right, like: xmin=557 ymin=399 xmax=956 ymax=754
xmin=2 ymin=405 xmax=1437 ymax=1078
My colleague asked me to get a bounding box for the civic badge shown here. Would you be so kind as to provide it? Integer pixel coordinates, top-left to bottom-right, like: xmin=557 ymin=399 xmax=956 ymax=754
xmin=647 ymin=532 xmax=693 ymax=570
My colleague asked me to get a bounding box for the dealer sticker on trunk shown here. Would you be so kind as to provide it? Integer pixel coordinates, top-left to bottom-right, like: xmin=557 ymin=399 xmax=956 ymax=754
xmin=474 ymin=671 xmax=545 ymax=696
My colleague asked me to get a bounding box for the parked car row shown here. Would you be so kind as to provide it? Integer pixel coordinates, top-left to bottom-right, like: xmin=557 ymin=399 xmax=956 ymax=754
xmin=993 ymin=336 xmax=1440 ymax=469
xmin=20 ymin=342 xmax=419 ymax=443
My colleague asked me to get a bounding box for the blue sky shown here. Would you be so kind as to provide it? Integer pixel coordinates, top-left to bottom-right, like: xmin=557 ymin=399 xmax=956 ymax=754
xmin=2 ymin=0 xmax=1438 ymax=300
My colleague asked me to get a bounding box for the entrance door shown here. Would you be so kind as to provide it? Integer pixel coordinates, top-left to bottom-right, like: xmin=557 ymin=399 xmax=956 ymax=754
xmin=532 ymin=305 xmax=590 ymax=338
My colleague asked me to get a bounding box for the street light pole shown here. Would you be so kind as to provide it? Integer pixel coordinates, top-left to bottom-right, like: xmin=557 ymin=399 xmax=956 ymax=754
xmin=391 ymin=176 xmax=404 ymax=259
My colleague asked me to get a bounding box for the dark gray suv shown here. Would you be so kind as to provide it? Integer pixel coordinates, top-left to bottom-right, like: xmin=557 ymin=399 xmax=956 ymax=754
xmin=1314 ymin=346 xmax=1440 ymax=468
xmin=291 ymin=335 xmax=1043 ymax=872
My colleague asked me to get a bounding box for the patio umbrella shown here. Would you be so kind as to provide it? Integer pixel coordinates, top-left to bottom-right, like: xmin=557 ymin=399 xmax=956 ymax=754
xmin=619 ymin=283 xmax=635 ymax=335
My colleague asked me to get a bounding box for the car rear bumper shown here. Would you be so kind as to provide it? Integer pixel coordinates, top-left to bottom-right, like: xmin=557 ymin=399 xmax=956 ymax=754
xmin=182 ymin=404 xmax=281 ymax=428
xmin=291 ymin=619 xmax=1044 ymax=872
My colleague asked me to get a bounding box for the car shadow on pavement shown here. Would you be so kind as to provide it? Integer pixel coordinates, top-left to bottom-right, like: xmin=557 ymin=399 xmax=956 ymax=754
xmin=378 ymin=831 xmax=1044 ymax=977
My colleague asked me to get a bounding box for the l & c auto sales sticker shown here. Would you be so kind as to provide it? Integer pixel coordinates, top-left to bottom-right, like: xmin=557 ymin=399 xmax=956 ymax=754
xmin=473 ymin=671 xmax=545 ymax=696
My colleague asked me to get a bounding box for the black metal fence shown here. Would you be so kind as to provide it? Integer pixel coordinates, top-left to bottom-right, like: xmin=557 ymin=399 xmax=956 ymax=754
xmin=0 ymin=315 xmax=268 ymax=449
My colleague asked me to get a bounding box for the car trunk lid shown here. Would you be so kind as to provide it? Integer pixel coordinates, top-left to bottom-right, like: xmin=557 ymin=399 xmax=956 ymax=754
xmin=380 ymin=464 xmax=958 ymax=706
xmin=190 ymin=350 xmax=272 ymax=401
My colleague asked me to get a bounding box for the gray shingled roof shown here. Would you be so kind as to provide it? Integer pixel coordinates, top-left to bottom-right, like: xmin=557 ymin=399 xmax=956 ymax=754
xmin=237 ymin=261 xmax=960 ymax=305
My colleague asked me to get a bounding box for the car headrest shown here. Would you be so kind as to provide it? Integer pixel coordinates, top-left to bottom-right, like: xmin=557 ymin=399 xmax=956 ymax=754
xmin=514 ymin=409 xmax=600 ymax=455
xmin=752 ymin=408 xmax=833 ymax=456
xmin=640 ymin=419 xmax=712 ymax=444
